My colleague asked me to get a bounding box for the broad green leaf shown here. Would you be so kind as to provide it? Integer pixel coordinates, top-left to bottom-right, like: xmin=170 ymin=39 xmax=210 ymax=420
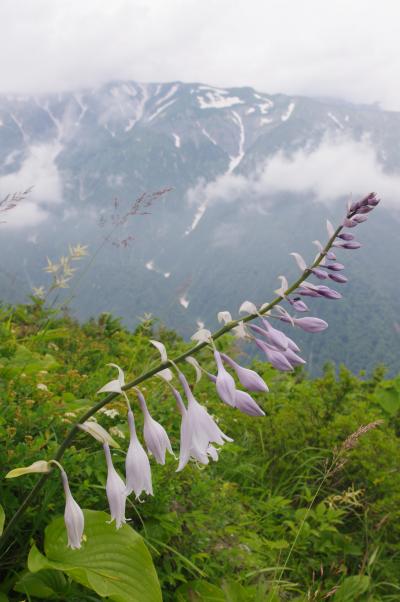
xmin=3 ymin=344 xmax=58 ymax=375
xmin=6 ymin=461 xmax=51 ymax=479
xmin=0 ymin=504 xmax=4 ymax=535
xmin=14 ymin=569 xmax=67 ymax=599
xmin=28 ymin=510 xmax=161 ymax=602
xmin=376 ymin=387 xmax=400 ymax=416
xmin=333 ymin=575 xmax=370 ymax=601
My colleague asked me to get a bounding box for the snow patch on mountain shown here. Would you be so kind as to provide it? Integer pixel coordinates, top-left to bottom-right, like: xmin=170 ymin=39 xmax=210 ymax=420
xmin=281 ymin=102 xmax=295 ymax=121
xmin=148 ymin=98 xmax=176 ymax=122
xmin=197 ymin=90 xmax=244 ymax=110
xmin=172 ymin=133 xmax=181 ymax=148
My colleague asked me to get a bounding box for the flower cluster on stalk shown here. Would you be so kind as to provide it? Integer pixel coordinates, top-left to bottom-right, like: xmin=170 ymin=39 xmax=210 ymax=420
xmin=4 ymin=193 xmax=380 ymax=549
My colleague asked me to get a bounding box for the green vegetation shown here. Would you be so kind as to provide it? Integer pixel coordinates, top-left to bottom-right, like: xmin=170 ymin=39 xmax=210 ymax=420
xmin=1 ymin=301 xmax=400 ymax=600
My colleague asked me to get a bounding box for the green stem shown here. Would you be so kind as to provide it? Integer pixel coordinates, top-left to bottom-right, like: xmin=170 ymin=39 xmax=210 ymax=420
xmin=0 ymin=223 xmax=343 ymax=552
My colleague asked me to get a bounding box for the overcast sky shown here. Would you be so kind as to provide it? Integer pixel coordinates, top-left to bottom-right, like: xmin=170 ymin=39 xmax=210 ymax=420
xmin=1 ymin=0 xmax=399 ymax=110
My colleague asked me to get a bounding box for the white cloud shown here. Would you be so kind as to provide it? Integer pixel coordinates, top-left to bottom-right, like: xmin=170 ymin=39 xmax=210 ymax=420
xmin=186 ymin=135 xmax=400 ymax=212
xmin=0 ymin=1 xmax=399 ymax=109
xmin=0 ymin=143 xmax=63 ymax=228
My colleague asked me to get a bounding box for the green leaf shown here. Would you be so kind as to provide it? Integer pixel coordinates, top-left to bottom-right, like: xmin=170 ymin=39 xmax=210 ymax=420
xmin=28 ymin=510 xmax=161 ymax=602
xmin=0 ymin=504 xmax=4 ymax=536
xmin=14 ymin=569 xmax=67 ymax=599
xmin=333 ymin=575 xmax=370 ymax=601
xmin=176 ymin=580 xmax=226 ymax=601
xmin=0 ymin=594 xmax=9 ymax=602
xmin=376 ymin=387 xmax=400 ymax=416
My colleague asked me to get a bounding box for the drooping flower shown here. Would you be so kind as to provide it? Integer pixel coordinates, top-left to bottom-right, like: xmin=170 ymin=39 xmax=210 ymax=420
xmin=254 ymin=338 xmax=293 ymax=371
xmin=234 ymin=390 xmax=265 ymax=417
xmin=220 ymin=352 xmax=269 ymax=392
xmin=136 ymin=389 xmax=174 ymax=464
xmin=103 ymin=442 xmax=127 ymax=528
xmin=61 ymin=469 xmax=84 ymax=549
xmin=125 ymin=410 xmax=153 ymax=499
xmin=214 ymin=350 xmax=236 ymax=406
xmin=177 ymin=372 xmax=232 ymax=472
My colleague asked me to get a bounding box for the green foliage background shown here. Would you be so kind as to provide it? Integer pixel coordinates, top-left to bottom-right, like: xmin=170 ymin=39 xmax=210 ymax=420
xmin=1 ymin=302 xmax=400 ymax=600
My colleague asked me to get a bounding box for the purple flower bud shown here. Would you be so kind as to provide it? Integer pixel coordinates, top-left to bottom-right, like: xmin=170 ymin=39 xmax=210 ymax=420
xmin=326 ymin=263 xmax=345 ymax=271
xmin=342 ymin=241 xmax=361 ymax=249
xmin=249 ymin=323 xmax=288 ymax=351
xmin=289 ymin=297 xmax=309 ymax=312
xmin=338 ymin=232 xmax=354 ymax=241
xmin=326 ymin=251 xmax=336 ymax=260
xmin=360 ymin=192 xmax=377 ymax=206
xmin=261 ymin=318 xmax=289 ymax=351
xmin=343 ymin=218 xmax=357 ymax=228
xmin=367 ymin=194 xmax=380 ymax=206
xmin=283 ymin=347 xmax=306 ymax=367
xmin=298 ymin=287 xmax=321 ymax=297
xmin=234 ymin=390 xmax=265 ymax=417
xmin=352 ymin=214 xmax=368 ymax=223
xmin=328 ymin=273 xmax=348 ymax=284
xmin=214 ymin=350 xmax=236 ymax=407
xmin=221 ymin=353 xmax=269 ymax=393
xmin=357 ymin=205 xmax=374 ymax=214
xmin=315 ymin=285 xmax=342 ymax=299
xmin=311 ymin=268 xmax=328 ymax=279
xmin=254 ymin=338 xmax=293 ymax=371
xmin=293 ymin=317 xmax=328 ymax=333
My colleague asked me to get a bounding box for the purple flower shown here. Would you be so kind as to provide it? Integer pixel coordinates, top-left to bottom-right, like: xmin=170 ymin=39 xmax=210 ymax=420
xmin=258 ymin=319 xmax=289 ymax=351
xmin=326 ymin=263 xmax=345 ymax=271
xmin=341 ymin=241 xmax=361 ymax=249
xmin=61 ymin=470 xmax=84 ymax=549
xmin=338 ymin=232 xmax=355 ymax=241
xmin=125 ymin=411 xmax=153 ymax=499
xmin=343 ymin=218 xmax=358 ymax=228
xmin=234 ymin=390 xmax=265 ymax=417
xmin=353 ymin=214 xmax=368 ymax=223
xmin=136 ymin=390 xmax=174 ymax=464
xmin=177 ymin=372 xmax=232 ymax=472
xmin=254 ymin=338 xmax=293 ymax=371
xmin=103 ymin=442 xmax=127 ymax=528
xmin=288 ymin=297 xmax=309 ymax=312
xmin=314 ymin=285 xmax=342 ymax=299
xmin=326 ymin=251 xmax=337 ymax=260
xmin=283 ymin=347 xmax=306 ymax=367
xmin=293 ymin=317 xmax=328 ymax=333
xmin=220 ymin=352 xmax=269 ymax=392
xmin=214 ymin=350 xmax=236 ymax=407
xmin=328 ymin=273 xmax=348 ymax=284
xmin=311 ymin=268 xmax=328 ymax=279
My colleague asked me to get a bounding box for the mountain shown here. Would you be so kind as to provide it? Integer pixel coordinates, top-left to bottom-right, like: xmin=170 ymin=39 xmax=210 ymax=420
xmin=0 ymin=81 xmax=399 ymax=374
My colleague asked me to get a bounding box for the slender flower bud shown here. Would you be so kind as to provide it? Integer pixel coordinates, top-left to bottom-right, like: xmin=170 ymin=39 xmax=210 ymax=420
xmin=357 ymin=205 xmax=374 ymax=214
xmin=61 ymin=470 xmax=84 ymax=549
xmin=292 ymin=317 xmax=328 ymax=333
xmin=125 ymin=411 xmax=153 ymax=499
xmin=136 ymin=390 xmax=174 ymax=464
xmin=214 ymin=350 xmax=236 ymax=407
xmin=261 ymin=318 xmax=289 ymax=350
xmin=352 ymin=214 xmax=368 ymax=223
xmin=311 ymin=268 xmax=328 ymax=279
xmin=283 ymin=347 xmax=306 ymax=367
xmin=343 ymin=218 xmax=357 ymax=228
xmin=103 ymin=442 xmax=127 ymax=528
xmin=234 ymin=390 xmax=265 ymax=417
xmin=338 ymin=232 xmax=354 ymax=241
xmin=220 ymin=352 xmax=269 ymax=393
xmin=326 ymin=251 xmax=337 ymax=260
xmin=341 ymin=241 xmax=361 ymax=249
xmin=289 ymin=297 xmax=309 ymax=312
xmin=314 ymin=285 xmax=342 ymax=299
xmin=328 ymin=273 xmax=348 ymax=283
xmin=326 ymin=263 xmax=345 ymax=271
xmin=254 ymin=338 xmax=293 ymax=371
